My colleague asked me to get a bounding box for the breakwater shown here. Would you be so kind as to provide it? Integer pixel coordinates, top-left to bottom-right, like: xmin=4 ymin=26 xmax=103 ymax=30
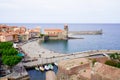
xmin=69 ymin=29 xmax=102 ymax=35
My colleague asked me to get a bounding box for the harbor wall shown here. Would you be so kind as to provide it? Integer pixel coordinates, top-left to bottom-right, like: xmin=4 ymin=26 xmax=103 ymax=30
xmin=69 ymin=30 xmax=102 ymax=35
xmin=57 ymin=63 xmax=90 ymax=80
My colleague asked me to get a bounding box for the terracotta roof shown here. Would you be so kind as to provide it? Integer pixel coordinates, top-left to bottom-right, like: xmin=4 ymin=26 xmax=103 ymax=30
xmin=30 ymin=29 xmax=40 ymax=33
xmin=47 ymin=34 xmax=58 ymax=37
xmin=0 ymin=33 xmax=13 ymax=37
xmin=44 ymin=29 xmax=63 ymax=32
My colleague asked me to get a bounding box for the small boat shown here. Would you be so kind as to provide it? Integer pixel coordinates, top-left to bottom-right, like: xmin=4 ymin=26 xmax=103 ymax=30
xmin=48 ymin=64 xmax=53 ymax=70
xmin=54 ymin=62 xmax=58 ymax=66
xmin=35 ymin=67 xmax=39 ymax=71
xmin=44 ymin=65 xmax=49 ymax=71
xmin=39 ymin=66 xmax=44 ymax=72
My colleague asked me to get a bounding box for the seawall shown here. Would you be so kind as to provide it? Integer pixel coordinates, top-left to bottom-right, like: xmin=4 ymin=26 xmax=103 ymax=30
xmin=69 ymin=30 xmax=102 ymax=35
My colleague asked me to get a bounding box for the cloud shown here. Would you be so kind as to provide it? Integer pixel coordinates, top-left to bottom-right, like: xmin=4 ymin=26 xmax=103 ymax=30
xmin=0 ymin=0 xmax=120 ymax=23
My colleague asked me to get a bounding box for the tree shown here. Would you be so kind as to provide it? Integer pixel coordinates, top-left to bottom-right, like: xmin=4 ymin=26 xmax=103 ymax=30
xmin=1 ymin=48 xmax=18 ymax=56
xmin=2 ymin=55 xmax=22 ymax=67
xmin=0 ymin=42 xmax=13 ymax=49
xmin=0 ymin=42 xmax=22 ymax=68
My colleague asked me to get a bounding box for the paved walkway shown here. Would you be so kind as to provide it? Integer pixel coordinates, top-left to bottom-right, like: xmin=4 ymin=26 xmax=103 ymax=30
xmin=23 ymin=50 xmax=120 ymax=67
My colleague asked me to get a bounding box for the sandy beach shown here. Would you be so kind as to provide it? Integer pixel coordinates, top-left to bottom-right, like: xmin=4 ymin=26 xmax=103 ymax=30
xmin=21 ymin=40 xmax=65 ymax=58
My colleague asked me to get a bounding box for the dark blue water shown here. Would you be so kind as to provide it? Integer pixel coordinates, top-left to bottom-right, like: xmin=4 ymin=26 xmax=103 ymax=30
xmin=27 ymin=65 xmax=58 ymax=80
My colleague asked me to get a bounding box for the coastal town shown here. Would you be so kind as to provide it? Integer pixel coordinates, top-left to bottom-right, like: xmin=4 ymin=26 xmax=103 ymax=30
xmin=0 ymin=24 xmax=120 ymax=80
xmin=0 ymin=0 xmax=120 ymax=80
xmin=0 ymin=24 xmax=69 ymax=42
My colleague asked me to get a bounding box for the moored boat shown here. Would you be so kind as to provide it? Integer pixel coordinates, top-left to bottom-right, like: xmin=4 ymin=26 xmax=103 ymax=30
xmin=48 ymin=64 xmax=53 ymax=70
xmin=54 ymin=62 xmax=58 ymax=66
xmin=39 ymin=66 xmax=45 ymax=72
xmin=44 ymin=65 xmax=49 ymax=71
xmin=35 ymin=67 xmax=39 ymax=71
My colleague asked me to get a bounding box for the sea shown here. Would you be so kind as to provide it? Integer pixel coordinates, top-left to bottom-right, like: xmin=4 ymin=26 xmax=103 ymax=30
xmin=3 ymin=23 xmax=120 ymax=80
xmin=5 ymin=23 xmax=120 ymax=53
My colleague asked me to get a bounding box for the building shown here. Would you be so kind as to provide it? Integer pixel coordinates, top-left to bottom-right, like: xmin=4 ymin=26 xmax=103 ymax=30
xmin=0 ymin=33 xmax=13 ymax=42
xmin=44 ymin=24 xmax=68 ymax=40
xmin=92 ymin=62 xmax=120 ymax=80
xmin=57 ymin=58 xmax=91 ymax=80
xmin=29 ymin=27 xmax=41 ymax=38
xmin=57 ymin=57 xmax=120 ymax=80
xmin=0 ymin=24 xmax=42 ymax=42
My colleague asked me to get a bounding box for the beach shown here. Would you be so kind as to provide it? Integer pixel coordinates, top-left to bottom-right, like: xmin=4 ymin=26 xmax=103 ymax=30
xmin=21 ymin=40 xmax=65 ymax=58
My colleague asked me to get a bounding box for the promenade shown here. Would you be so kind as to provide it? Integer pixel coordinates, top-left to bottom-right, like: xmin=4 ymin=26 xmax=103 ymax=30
xmin=22 ymin=49 xmax=120 ymax=68
xmin=19 ymin=39 xmax=120 ymax=68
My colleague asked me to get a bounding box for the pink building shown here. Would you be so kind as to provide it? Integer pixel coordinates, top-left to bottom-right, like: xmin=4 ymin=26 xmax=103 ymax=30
xmin=44 ymin=29 xmax=63 ymax=37
xmin=0 ymin=33 xmax=13 ymax=42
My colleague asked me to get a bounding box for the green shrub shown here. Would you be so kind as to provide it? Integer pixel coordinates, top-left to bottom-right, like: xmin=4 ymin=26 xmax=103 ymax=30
xmin=0 ymin=42 xmax=22 ymax=67
xmin=0 ymin=42 xmax=13 ymax=49
xmin=1 ymin=48 xmax=18 ymax=56
xmin=109 ymin=53 xmax=120 ymax=60
xmin=2 ymin=55 xmax=22 ymax=67
xmin=105 ymin=60 xmax=120 ymax=68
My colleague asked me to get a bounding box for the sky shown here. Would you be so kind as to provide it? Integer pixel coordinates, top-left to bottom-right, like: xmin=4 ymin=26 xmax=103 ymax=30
xmin=0 ymin=0 xmax=120 ymax=23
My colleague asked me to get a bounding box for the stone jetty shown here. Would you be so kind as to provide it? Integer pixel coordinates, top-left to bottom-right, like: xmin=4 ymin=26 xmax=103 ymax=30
xmin=69 ymin=29 xmax=102 ymax=35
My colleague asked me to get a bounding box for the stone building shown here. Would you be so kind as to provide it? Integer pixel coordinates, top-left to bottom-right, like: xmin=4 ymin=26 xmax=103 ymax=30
xmin=92 ymin=62 xmax=120 ymax=80
xmin=44 ymin=24 xmax=68 ymax=40
xmin=29 ymin=27 xmax=41 ymax=38
xmin=57 ymin=57 xmax=120 ymax=80
xmin=57 ymin=58 xmax=91 ymax=80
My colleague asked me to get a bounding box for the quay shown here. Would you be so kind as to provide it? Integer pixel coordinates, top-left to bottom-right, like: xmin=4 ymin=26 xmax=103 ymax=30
xmin=22 ymin=50 xmax=120 ymax=68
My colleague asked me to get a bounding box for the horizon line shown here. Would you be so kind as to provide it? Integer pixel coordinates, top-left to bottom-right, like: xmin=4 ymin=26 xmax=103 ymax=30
xmin=0 ymin=23 xmax=120 ymax=24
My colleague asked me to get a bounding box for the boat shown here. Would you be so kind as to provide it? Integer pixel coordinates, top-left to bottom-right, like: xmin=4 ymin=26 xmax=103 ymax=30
xmin=48 ymin=64 xmax=53 ymax=70
xmin=44 ymin=65 xmax=49 ymax=71
xmin=39 ymin=66 xmax=45 ymax=72
xmin=35 ymin=67 xmax=39 ymax=71
xmin=54 ymin=62 xmax=58 ymax=66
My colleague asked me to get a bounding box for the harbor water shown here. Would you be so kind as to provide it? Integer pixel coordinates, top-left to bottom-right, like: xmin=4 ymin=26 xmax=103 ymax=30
xmin=4 ymin=23 xmax=120 ymax=80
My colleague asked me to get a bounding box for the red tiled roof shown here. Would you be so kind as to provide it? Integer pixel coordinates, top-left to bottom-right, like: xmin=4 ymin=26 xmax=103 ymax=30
xmin=47 ymin=34 xmax=58 ymax=37
xmin=44 ymin=29 xmax=63 ymax=32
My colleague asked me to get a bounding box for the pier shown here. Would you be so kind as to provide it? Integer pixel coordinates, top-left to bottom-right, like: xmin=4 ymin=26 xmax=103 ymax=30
xmin=22 ymin=50 xmax=120 ymax=68
xmin=69 ymin=30 xmax=102 ymax=35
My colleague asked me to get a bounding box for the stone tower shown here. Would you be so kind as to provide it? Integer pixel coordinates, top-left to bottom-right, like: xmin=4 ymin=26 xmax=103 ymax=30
xmin=64 ymin=24 xmax=68 ymax=39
